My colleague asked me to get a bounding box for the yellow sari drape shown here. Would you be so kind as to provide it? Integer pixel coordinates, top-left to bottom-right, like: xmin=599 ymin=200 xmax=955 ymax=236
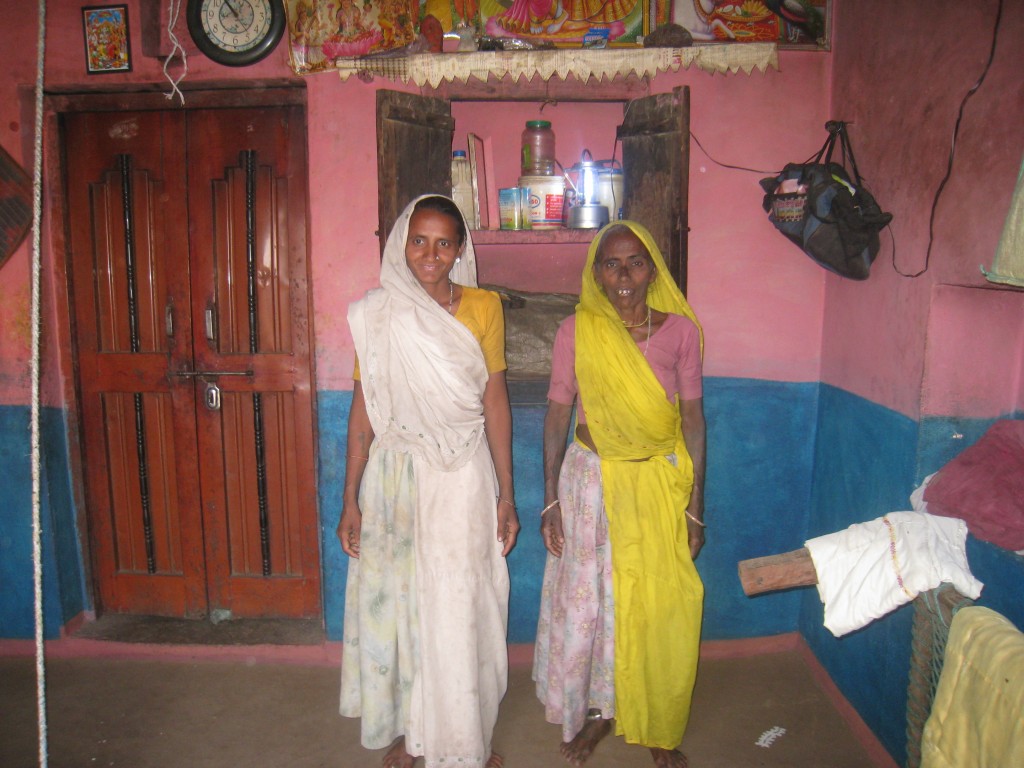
xmin=575 ymin=221 xmax=704 ymax=748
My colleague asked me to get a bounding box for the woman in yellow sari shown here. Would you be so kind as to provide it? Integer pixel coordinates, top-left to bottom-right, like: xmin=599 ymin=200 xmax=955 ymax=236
xmin=533 ymin=221 xmax=706 ymax=768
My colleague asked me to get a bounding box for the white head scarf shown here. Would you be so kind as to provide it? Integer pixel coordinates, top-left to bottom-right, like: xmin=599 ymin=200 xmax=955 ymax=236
xmin=349 ymin=195 xmax=489 ymax=470
xmin=380 ymin=194 xmax=479 ymax=297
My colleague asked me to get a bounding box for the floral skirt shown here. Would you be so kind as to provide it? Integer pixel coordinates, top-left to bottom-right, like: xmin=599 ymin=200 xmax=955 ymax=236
xmin=532 ymin=441 xmax=616 ymax=742
xmin=340 ymin=443 xmax=509 ymax=766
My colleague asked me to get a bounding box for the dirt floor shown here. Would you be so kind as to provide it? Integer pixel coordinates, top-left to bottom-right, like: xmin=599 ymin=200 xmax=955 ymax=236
xmin=0 ymin=625 xmax=895 ymax=768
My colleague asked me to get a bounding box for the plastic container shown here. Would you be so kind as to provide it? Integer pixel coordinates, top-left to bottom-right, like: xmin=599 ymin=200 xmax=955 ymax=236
xmin=521 ymin=120 xmax=556 ymax=176
xmin=596 ymin=169 xmax=624 ymax=220
xmin=519 ymin=174 xmax=565 ymax=229
xmin=451 ymin=150 xmax=476 ymax=227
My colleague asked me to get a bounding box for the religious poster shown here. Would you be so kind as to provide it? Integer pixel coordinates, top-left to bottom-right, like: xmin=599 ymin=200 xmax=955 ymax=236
xmin=286 ymin=0 xmax=419 ymax=74
xmin=671 ymin=0 xmax=829 ymax=48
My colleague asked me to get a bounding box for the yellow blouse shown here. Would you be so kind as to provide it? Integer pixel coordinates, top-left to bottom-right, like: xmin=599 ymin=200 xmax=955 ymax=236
xmin=354 ymin=286 xmax=506 ymax=379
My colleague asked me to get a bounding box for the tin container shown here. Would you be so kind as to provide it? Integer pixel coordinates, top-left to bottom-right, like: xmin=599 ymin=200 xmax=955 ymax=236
xmin=519 ymin=174 xmax=565 ymax=230
xmin=499 ymin=187 xmax=532 ymax=230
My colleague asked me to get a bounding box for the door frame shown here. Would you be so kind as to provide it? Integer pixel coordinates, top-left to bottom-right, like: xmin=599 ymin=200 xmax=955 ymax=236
xmin=44 ymin=84 xmax=321 ymax=621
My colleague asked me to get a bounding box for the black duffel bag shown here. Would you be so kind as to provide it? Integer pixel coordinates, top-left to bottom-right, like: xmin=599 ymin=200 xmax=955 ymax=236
xmin=761 ymin=122 xmax=893 ymax=280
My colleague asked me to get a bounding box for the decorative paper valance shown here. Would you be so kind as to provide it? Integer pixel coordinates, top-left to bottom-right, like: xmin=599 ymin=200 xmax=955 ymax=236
xmin=333 ymin=43 xmax=777 ymax=87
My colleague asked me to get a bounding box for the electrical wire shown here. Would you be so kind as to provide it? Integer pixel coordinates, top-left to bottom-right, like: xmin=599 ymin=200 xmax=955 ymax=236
xmin=690 ymin=129 xmax=781 ymax=175
xmin=895 ymin=0 xmax=1003 ymax=278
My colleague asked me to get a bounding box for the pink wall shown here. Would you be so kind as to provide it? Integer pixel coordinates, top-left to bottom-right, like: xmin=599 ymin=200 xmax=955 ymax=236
xmin=921 ymin=285 xmax=1024 ymax=419
xmin=0 ymin=0 xmax=834 ymax=403
xmin=824 ymin=0 xmax=1024 ymax=419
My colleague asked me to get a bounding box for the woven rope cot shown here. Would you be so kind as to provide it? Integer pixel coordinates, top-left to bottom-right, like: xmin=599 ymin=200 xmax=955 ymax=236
xmin=738 ymin=549 xmax=975 ymax=768
xmin=904 ymin=585 xmax=974 ymax=768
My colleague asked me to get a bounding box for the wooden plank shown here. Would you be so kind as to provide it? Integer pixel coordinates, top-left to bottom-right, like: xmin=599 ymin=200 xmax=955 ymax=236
xmin=376 ymin=90 xmax=454 ymax=255
xmin=618 ymin=86 xmax=689 ymax=293
xmin=425 ymin=73 xmax=651 ymax=103
xmin=738 ymin=547 xmax=818 ymax=596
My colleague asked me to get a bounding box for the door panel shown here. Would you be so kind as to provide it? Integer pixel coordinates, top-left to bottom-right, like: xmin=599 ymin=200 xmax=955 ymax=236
xmin=65 ymin=105 xmax=319 ymax=620
xmin=619 ymin=86 xmax=691 ymax=292
xmin=66 ymin=110 xmax=206 ymax=616
xmin=186 ymin=107 xmax=319 ymax=618
xmin=376 ymin=90 xmax=454 ymax=254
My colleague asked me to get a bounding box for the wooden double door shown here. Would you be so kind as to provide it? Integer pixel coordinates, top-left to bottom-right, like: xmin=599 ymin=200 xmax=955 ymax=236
xmin=63 ymin=102 xmax=320 ymax=620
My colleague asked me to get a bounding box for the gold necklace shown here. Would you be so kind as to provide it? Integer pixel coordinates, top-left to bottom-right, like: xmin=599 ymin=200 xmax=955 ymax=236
xmin=623 ymin=307 xmax=650 ymax=329
xmin=448 ymin=280 xmax=454 ymax=314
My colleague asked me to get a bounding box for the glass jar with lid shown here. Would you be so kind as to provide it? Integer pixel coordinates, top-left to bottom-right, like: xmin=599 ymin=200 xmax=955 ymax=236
xmin=521 ymin=120 xmax=556 ymax=176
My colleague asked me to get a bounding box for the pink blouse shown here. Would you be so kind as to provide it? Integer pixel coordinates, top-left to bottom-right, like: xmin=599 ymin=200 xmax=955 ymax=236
xmin=548 ymin=313 xmax=703 ymax=424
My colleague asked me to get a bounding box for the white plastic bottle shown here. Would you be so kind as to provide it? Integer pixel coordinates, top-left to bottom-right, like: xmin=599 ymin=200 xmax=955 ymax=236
xmin=451 ymin=150 xmax=476 ymax=228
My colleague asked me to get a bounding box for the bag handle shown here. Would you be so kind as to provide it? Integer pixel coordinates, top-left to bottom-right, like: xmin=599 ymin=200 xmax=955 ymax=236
xmin=816 ymin=121 xmax=866 ymax=187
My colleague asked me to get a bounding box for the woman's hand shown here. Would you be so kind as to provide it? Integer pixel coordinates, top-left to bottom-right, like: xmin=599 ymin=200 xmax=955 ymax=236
xmin=541 ymin=506 xmax=565 ymax=557
xmin=685 ymin=492 xmax=705 ymax=561
xmin=337 ymin=505 xmax=362 ymax=558
xmin=686 ymin=515 xmax=705 ymax=561
xmin=497 ymin=499 xmax=521 ymax=557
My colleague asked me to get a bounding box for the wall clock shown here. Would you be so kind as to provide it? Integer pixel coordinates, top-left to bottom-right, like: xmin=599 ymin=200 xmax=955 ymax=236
xmin=186 ymin=0 xmax=286 ymax=67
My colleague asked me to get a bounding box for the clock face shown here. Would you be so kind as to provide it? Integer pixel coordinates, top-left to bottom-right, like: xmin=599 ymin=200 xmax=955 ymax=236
xmin=187 ymin=0 xmax=285 ymax=67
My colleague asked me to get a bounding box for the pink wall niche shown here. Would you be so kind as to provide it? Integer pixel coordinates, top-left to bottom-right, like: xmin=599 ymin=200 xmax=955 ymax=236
xmin=445 ymin=54 xmax=835 ymax=383
xmin=921 ymin=284 xmax=1024 ymax=420
xmin=822 ymin=0 xmax=1024 ymax=418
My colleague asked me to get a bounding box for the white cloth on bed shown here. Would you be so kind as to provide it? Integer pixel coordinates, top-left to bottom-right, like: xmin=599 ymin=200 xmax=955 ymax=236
xmin=805 ymin=507 xmax=983 ymax=637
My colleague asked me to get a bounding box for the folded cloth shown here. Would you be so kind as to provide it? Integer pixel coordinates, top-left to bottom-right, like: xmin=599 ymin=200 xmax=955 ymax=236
xmin=805 ymin=511 xmax=982 ymax=637
xmin=921 ymin=606 xmax=1024 ymax=768
xmin=922 ymin=419 xmax=1024 ymax=552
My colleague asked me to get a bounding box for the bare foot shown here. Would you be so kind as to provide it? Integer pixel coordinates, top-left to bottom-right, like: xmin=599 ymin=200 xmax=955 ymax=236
xmin=382 ymin=736 xmax=418 ymax=768
xmin=650 ymin=747 xmax=688 ymax=767
xmin=485 ymin=752 xmax=504 ymax=767
xmin=560 ymin=717 xmax=611 ymax=765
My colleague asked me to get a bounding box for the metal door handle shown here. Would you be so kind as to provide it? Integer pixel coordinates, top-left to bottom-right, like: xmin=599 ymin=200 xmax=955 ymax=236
xmin=165 ymin=302 xmax=174 ymax=337
xmin=205 ymin=307 xmax=217 ymax=343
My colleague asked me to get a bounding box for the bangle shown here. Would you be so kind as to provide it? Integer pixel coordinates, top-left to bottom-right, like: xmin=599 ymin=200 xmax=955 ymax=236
xmin=685 ymin=510 xmax=706 ymax=527
xmin=540 ymin=500 xmax=561 ymax=516
xmin=498 ymin=497 xmax=516 ymax=508
xmin=347 ymin=454 xmax=369 ymax=461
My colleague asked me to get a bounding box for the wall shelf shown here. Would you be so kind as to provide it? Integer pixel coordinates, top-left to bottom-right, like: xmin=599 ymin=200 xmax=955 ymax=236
xmin=336 ymin=44 xmax=778 ymax=90
xmin=471 ymin=228 xmax=597 ymax=245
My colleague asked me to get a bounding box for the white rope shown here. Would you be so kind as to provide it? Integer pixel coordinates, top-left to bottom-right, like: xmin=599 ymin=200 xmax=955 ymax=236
xmin=163 ymin=0 xmax=188 ymax=105
xmin=31 ymin=0 xmax=50 ymax=764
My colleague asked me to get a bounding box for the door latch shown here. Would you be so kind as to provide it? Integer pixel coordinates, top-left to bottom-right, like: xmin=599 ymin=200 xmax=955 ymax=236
xmin=204 ymin=381 xmax=221 ymax=411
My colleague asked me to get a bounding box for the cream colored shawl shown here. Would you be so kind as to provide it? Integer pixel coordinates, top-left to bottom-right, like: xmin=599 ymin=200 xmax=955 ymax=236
xmin=348 ymin=195 xmax=488 ymax=470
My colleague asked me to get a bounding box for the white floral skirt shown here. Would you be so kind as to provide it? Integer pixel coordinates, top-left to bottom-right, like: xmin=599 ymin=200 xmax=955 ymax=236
xmin=340 ymin=443 xmax=509 ymax=767
xmin=533 ymin=441 xmax=616 ymax=742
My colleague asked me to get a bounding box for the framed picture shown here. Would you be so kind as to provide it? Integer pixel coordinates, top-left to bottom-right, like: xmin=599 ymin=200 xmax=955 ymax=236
xmin=285 ymin=0 xmax=419 ymax=75
xmin=669 ymin=0 xmax=830 ymax=49
xmin=83 ymin=5 xmax=132 ymax=74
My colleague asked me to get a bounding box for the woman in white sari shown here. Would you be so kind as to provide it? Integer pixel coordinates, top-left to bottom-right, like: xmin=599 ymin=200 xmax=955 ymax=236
xmin=338 ymin=196 xmax=520 ymax=768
